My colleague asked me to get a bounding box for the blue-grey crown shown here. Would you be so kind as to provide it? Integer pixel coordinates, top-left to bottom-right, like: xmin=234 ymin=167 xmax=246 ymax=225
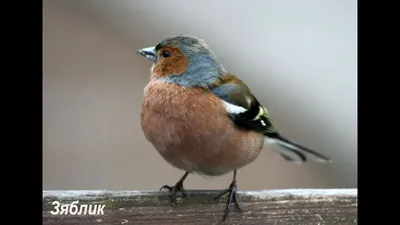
xmin=158 ymin=35 xmax=226 ymax=87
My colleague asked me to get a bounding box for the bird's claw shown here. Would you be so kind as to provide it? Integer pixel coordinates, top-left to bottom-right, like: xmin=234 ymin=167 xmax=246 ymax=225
xmin=159 ymin=185 xmax=173 ymax=192
xmin=159 ymin=182 xmax=188 ymax=206
xmin=214 ymin=181 xmax=242 ymax=221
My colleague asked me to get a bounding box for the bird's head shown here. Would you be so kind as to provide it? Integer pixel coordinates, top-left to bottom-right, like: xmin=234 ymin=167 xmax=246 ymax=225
xmin=137 ymin=35 xmax=226 ymax=87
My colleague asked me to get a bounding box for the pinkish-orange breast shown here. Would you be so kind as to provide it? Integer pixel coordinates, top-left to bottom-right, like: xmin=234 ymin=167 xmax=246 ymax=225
xmin=141 ymin=80 xmax=264 ymax=176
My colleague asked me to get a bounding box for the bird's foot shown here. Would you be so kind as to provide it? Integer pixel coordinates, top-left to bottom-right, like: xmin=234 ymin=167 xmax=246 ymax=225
xmin=160 ymin=181 xmax=188 ymax=206
xmin=213 ymin=180 xmax=242 ymax=221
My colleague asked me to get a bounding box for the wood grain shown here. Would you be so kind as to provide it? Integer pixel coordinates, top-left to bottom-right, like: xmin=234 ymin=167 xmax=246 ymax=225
xmin=43 ymin=189 xmax=357 ymax=225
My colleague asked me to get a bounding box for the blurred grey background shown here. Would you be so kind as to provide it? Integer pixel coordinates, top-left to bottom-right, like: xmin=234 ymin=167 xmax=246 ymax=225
xmin=43 ymin=0 xmax=357 ymax=190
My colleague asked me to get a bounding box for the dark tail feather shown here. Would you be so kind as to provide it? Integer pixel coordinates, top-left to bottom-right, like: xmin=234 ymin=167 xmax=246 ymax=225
xmin=266 ymin=133 xmax=332 ymax=163
xmin=279 ymin=151 xmax=306 ymax=162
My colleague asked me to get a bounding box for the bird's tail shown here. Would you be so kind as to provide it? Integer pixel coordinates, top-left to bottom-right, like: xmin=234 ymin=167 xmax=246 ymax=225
xmin=264 ymin=133 xmax=331 ymax=164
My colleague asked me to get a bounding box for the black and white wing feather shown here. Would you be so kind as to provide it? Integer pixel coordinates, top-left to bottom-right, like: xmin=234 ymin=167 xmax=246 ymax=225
xmin=210 ymin=77 xmax=331 ymax=163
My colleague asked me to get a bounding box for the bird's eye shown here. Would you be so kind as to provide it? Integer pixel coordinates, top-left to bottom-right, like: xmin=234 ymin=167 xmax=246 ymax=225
xmin=162 ymin=50 xmax=170 ymax=58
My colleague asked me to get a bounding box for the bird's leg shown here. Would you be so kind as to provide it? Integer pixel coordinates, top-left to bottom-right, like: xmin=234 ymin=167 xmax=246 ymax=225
xmin=213 ymin=170 xmax=242 ymax=221
xmin=159 ymin=171 xmax=189 ymax=206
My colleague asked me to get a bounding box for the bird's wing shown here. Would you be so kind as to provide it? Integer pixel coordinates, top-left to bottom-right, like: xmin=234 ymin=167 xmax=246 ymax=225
xmin=210 ymin=74 xmax=278 ymax=135
xmin=210 ymin=74 xmax=331 ymax=163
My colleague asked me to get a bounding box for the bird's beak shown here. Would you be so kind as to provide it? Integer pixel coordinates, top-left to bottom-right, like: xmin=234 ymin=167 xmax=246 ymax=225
xmin=137 ymin=46 xmax=157 ymax=63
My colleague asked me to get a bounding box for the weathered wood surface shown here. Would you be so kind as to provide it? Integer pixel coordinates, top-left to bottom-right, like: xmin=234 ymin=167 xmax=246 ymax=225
xmin=43 ymin=189 xmax=357 ymax=225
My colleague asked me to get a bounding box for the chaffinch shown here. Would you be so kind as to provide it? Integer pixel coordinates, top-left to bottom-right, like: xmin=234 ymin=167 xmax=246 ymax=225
xmin=137 ymin=35 xmax=331 ymax=221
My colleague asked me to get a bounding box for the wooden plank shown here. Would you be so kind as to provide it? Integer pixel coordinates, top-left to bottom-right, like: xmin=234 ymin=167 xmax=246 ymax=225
xmin=43 ymin=189 xmax=357 ymax=225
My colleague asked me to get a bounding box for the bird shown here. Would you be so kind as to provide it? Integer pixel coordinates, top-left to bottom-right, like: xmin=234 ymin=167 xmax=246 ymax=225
xmin=136 ymin=35 xmax=331 ymax=221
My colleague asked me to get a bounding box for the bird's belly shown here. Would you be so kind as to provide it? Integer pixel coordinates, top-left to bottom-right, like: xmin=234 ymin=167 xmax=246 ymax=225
xmin=142 ymin=112 xmax=263 ymax=176
xmin=141 ymin=81 xmax=264 ymax=176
